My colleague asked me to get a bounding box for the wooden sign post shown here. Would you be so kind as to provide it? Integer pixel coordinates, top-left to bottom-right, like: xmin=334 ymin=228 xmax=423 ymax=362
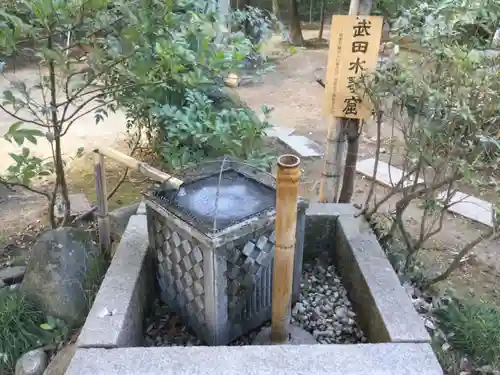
xmin=323 ymin=16 xmax=383 ymax=119
xmin=319 ymin=15 xmax=383 ymax=202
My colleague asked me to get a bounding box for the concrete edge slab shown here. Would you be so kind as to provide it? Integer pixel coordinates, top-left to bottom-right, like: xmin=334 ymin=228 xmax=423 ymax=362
xmin=76 ymin=210 xmax=153 ymax=348
xmin=436 ymin=191 xmax=493 ymax=227
xmin=65 ymin=343 xmax=443 ymax=375
xmin=265 ymin=125 xmax=296 ymax=138
xmin=356 ymin=158 xmax=424 ymax=188
xmin=278 ymin=135 xmax=324 ymax=158
xmin=335 ymin=215 xmax=430 ymax=344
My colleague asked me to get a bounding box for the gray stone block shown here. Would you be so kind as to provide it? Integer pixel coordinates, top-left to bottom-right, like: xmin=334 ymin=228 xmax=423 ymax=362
xmin=144 ymin=180 xmax=308 ymax=345
xmin=136 ymin=201 xmax=147 ymax=215
xmin=109 ymin=203 xmax=141 ymax=237
xmin=77 ymin=214 xmax=153 ymax=348
xmin=65 ymin=343 xmax=443 ymax=375
xmin=335 ymin=215 xmax=430 ymax=343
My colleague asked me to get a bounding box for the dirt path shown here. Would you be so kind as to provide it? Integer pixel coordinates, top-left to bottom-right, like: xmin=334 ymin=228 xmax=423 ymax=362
xmin=0 ymin=66 xmax=129 ymax=236
xmin=0 ymin=67 xmax=128 ymax=172
xmin=237 ymin=44 xmax=500 ymax=303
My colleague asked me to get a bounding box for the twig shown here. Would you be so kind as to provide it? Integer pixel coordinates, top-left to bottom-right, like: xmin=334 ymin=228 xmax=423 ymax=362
xmin=0 ymin=103 xmax=47 ymax=128
xmin=0 ymin=178 xmax=51 ymax=199
xmin=316 ymin=78 xmax=326 ymax=88
xmin=427 ymin=228 xmax=498 ymax=286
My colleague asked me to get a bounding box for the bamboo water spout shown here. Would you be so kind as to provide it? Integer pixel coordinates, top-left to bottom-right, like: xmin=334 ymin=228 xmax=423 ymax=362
xmin=92 ymin=147 xmax=184 ymax=251
xmin=271 ymin=154 xmax=301 ymax=343
xmin=95 ymin=147 xmax=183 ymax=189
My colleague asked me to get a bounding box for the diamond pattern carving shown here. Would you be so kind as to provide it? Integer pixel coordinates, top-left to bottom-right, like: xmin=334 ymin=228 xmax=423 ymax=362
xmin=226 ymin=230 xmax=275 ymax=317
xmin=152 ymin=217 xmax=206 ymax=327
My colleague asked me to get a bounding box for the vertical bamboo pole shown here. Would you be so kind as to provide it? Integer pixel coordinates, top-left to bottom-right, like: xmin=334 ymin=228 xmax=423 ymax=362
xmin=271 ymin=154 xmax=301 ymax=343
xmin=93 ymin=151 xmax=111 ymax=252
xmin=319 ymin=0 xmax=361 ymax=203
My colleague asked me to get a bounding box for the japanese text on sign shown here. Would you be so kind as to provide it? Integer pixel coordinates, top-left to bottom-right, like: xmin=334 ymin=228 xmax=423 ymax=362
xmin=322 ymin=15 xmax=383 ymax=120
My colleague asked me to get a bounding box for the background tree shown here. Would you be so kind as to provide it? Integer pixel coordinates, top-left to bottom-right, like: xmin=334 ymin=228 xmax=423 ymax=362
xmin=289 ymin=0 xmax=304 ymax=45
xmin=361 ymin=0 xmax=500 ymax=285
xmin=318 ymin=0 xmax=326 ymax=40
xmin=0 ymin=0 xmax=125 ymax=226
xmin=0 ymin=0 xmax=275 ymax=226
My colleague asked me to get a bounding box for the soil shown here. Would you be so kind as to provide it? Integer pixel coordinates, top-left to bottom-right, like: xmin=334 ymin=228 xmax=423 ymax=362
xmin=1 ymin=28 xmax=498 ymax=304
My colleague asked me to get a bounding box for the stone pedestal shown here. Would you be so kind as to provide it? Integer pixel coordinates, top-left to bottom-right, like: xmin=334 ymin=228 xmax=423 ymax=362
xmin=144 ymin=163 xmax=308 ymax=346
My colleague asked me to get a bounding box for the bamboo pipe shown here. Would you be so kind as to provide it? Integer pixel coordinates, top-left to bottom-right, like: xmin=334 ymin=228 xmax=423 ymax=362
xmin=271 ymin=154 xmax=301 ymax=343
xmin=93 ymin=147 xmax=184 ymax=189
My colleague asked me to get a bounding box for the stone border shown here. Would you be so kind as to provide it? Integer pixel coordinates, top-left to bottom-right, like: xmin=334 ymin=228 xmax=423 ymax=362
xmin=68 ymin=202 xmax=441 ymax=375
xmin=66 ymin=343 xmax=442 ymax=375
xmin=77 ymin=202 xmax=429 ymax=348
xmin=77 ymin=203 xmax=154 ymax=348
xmin=305 ymin=203 xmax=430 ymax=343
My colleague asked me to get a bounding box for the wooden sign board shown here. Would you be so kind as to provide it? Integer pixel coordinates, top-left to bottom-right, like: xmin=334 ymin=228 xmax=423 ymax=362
xmin=322 ymin=15 xmax=383 ymax=120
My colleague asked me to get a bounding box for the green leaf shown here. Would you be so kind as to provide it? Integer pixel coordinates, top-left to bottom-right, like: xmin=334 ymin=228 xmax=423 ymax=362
xmin=40 ymin=323 xmax=53 ymax=331
xmin=26 ymin=135 xmax=38 ymax=144
xmin=3 ymin=90 xmax=15 ymax=103
xmin=46 ymin=315 xmax=57 ymax=328
xmin=8 ymin=121 xmax=22 ymax=133
xmin=9 ymin=152 xmax=24 ymax=164
xmin=75 ymin=147 xmax=84 ymax=158
xmin=12 ymin=135 xmax=24 ymax=146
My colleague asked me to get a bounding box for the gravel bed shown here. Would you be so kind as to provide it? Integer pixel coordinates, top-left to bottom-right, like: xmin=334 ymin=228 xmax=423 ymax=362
xmin=144 ymin=261 xmax=365 ymax=346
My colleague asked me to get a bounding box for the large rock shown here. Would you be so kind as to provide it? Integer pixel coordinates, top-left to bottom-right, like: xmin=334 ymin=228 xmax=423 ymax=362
xmin=15 ymin=349 xmax=48 ymax=375
xmin=42 ymin=344 xmax=76 ymax=375
xmin=0 ymin=266 xmax=26 ymax=284
xmin=20 ymin=227 xmax=103 ymax=326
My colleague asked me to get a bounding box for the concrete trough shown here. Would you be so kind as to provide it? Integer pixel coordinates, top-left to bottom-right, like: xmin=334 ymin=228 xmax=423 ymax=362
xmin=69 ymin=203 xmax=442 ymax=375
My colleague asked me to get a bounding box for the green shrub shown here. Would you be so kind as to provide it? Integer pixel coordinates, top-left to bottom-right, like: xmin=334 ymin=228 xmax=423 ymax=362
xmin=0 ymin=290 xmax=55 ymax=374
xmin=435 ymin=298 xmax=500 ymax=368
xmin=106 ymin=0 xmax=274 ymax=170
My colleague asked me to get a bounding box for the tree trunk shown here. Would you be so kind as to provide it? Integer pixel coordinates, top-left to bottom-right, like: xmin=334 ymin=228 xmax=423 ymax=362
xmin=318 ymin=0 xmax=326 ymax=40
xmin=48 ymin=35 xmax=71 ymax=227
xmin=338 ymin=120 xmax=358 ymax=203
xmin=241 ymin=0 xmax=252 ymax=35
xmin=272 ymin=0 xmax=280 ymax=18
xmin=359 ymin=0 xmax=373 ymax=15
xmin=289 ymin=0 xmax=304 ymax=45
xmin=309 ymin=0 xmax=314 ymax=24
